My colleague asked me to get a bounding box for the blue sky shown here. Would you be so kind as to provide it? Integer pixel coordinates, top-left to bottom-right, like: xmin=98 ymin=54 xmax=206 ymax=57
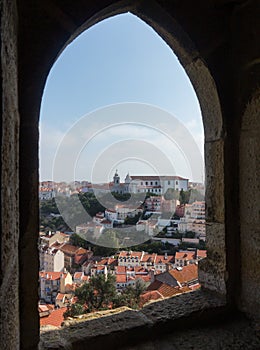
xmin=40 ymin=13 xmax=204 ymax=183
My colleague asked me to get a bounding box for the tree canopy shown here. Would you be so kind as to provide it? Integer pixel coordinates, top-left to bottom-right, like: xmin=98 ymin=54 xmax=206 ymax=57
xmin=63 ymin=274 xmax=145 ymax=318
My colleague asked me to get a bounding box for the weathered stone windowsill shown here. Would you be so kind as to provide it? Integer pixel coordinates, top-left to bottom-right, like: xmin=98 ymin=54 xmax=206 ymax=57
xmin=40 ymin=289 xmax=226 ymax=350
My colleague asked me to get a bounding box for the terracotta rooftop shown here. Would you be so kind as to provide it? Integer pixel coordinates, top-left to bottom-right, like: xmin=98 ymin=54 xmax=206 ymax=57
xmin=137 ymin=275 xmax=151 ymax=283
xmin=38 ymin=305 xmax=49 ymax=313
xmin=105 ymin=209 xmax=116 ymax=213
xmin=38 ymin=304 xmax=54 ymax=315
xmin=154 ymin=254 xmax=175 ymax=264
xmin=56 ymin=293 xmax=65 ymax=301
xmin=169 ymin=264 xmax=198 ymax=284
xmin=74 ymin=272 xmax=83 ymax=279
xmin=40 ymin=307 xmax=67 ymax=328
xmin=100 ymin=219 xmax=112 ymax=224
xmin=147 ymin=280 xmax=181 ymax=298
xmin=133 ymin=267 xmax=148 ymax=274
xmin=141 ymin=253 xmax=156 ymax=263
xmin=175 ymin=251 xmax=196 ymax=260
xmin=116 ymin=266 xmax=126 ymax=274
xmin=59 ymin=243 xmax=79 ymax=254
xmin=197 ymin=250 xmax=207 ymax=259
xmin=39 ymin=271 xmax=66 ymax=280
xmin=119 ymin=251 xmax=143 ymax=259
xmin=96 ymin=257 xmax=117 ymax=266
xmin=140 ymin=290 xmax=163 ymax=306
xmin=116 ymin=274 xmax=127 ymax=283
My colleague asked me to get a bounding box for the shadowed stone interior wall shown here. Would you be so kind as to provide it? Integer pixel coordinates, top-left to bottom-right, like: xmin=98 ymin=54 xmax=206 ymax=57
xmin=0 ymin=0 xmax=259 ymax=349
xmin=0 ymin=0 xmax=20 ymax=349
xmin=240 ymin=90 xmax=260 ymax=320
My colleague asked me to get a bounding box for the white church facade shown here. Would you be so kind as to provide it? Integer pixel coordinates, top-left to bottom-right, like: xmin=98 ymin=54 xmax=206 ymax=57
xmin=110 ymin=171 xmax=188 ymax=194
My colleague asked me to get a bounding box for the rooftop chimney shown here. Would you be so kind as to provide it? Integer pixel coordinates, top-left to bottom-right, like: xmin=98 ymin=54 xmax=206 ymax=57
xmin=149 ymin=269 xmax=155 ymax=283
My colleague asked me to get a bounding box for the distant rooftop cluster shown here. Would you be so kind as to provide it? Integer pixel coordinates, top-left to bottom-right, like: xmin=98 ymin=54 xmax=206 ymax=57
xmin=39 ymin=172 xmax=204 ymax=199
xmin=39 ymin=231 xmax=206 ymax=329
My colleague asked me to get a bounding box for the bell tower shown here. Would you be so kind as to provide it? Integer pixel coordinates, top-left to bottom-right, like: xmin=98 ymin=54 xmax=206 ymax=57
xmin=113 ymin=169 xmax=120 ymax=185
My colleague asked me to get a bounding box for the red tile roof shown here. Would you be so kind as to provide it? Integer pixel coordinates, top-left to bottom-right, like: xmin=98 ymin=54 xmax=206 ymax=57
xmin=74 ymin=272 xmax=83 ymax=279
xmin=197 ymin=250 xmax=207 ymax=259
xmin=154 ymin=254 xmax=175 ymax=264
xmin=56 ymin=293 xmax=65 ymax=301
xmin=76 ymin=247 xmax=88 ymax=255
xmin=134 ymin=267 xmax=148 ymax=274
xmin=39 ymin=272 xmax=66 ymax=280
xmin=147 ymin=280 xmax=181 ymax=298
xmin=40 ymin=307 xmax=67 ymax=328
xmin=38 ymin=305 xmax=49 ymax=313
xmin=140 ymin=290 xmax=163 ymax=306
xmin=105 ymin=209 xmax=116 ymax=213
xmin=60 ymin=244 xmax=79 ymax=254
xmin=119 ymin=251 xmax=143 ymax=258
xmin=175 ymin=251 xmax=196 ymax=260
xmin=137 ymin=275 xmax=151 ymax=283
xmin=74 ymin=253 xmax=89 ymax=265
xmin=65 ymin=283 xmax=76 ymax=292
xmin=116 ymin=274 xmax=127 ymax=283
xmin=141 ymin=253 xmax=156 ymax=263
xmin=97 ymin=257 xmax=117 ymax=266
xmin=169 ymin=264 xmax=198 ymax=284
xmin=100 ymin=219 xmax=112 ymax=224
xmin=116 ymin=266 xmax=126 ymax=274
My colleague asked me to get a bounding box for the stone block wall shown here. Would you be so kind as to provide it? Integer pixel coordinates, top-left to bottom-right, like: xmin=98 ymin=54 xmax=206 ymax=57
xmin=0 ymin=0 xmax=20 ymax=349
xmin=0 ymin=1 xmax=259 ymax=349
xmin=240 ymin=90 xmax=260 ymax=321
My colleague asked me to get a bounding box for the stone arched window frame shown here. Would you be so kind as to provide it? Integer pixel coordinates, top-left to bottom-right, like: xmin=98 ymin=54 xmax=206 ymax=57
xmin=46 ymin=6 xmax=226 ymax=345
xmin=1 ymin=1 xmax=244 ymax=349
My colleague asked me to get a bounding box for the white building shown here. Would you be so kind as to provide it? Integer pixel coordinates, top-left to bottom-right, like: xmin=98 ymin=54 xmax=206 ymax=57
xmin=118 ymin=251 xmax=144 ymax=267
xmin=115 ymin=205 xmax=142 ymax=220
xmin=39 ymin=246 xmax=64 ymax=272
xmin=110 ymin=172 xmax=188 ymax=195
xmin=105 ymin=209 xmax=117 ymax=222
xmin=136 ymin=219 xmax=157 ymax=236
xmin=93 ymin=212 xmax=105 ymax=224
xmin=39 ymin=271 xmax=72 ymax=303
xmin=39 ymin=187 xmax=56 ymax=200
xmin=145 ymin=196 xmax=161 ymax=211
xmin=178 ymin=201 xmax=205 ymax=236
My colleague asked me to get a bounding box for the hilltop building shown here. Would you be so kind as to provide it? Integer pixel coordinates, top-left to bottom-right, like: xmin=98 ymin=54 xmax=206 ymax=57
xmin=110 ymin=171 xmax=188 ymax=194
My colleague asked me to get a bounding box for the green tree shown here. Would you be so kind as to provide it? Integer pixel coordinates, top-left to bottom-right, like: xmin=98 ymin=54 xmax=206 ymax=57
xmin=189 ymin=189 xmax=205 ymax=202
xmin=74 ymin=274 xmax=117 ymax=312
xmin=185 ymin=231 xmax=196 ymax=238
xmin=63 ymin=303 xmax=85 ymax=319
xmin=114 ymin=279 xmax=146 ymax=309
xmin=179 ymin=189 xmax=190 ymax=205
xmin=69 ymin=233 xmax=90 ymax=249
xmin=164 ymin=188 xmax=179 ymax=200
xmin=124 ymin=212 xmax=142 ymax=225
